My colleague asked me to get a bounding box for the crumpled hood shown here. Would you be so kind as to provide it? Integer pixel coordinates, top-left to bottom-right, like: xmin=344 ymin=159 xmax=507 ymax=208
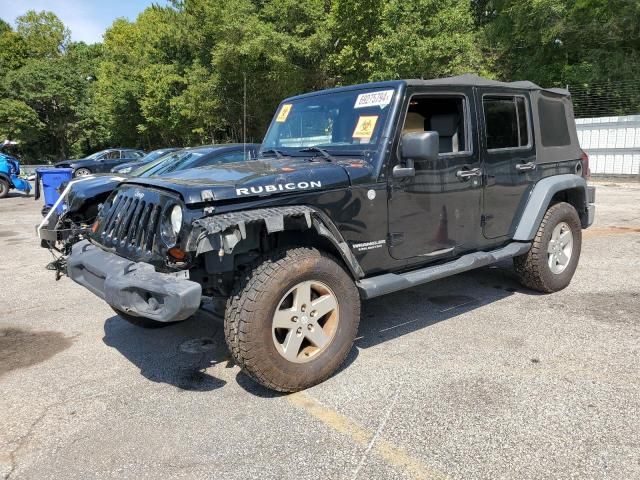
xmin=124 ymin=159 xmax=365 ymax=205
xmin=65 ymin=174 xmax=128 ymax=214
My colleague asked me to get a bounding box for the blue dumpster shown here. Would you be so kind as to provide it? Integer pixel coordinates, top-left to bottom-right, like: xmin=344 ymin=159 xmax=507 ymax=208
xmin=34 ymin=168 xmax=73 ymax=214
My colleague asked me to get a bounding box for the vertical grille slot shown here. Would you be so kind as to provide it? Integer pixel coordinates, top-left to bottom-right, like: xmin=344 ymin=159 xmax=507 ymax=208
xmin=145 ymin=205 xmax=161 ymax=252
xmin=116 ymin=198 xmax=138 ymax=243
xmin=102 ymin=193 xmax=123 ymax=238
xmin=126 ymin=200 xmax=145 ymax=246
xmin=134 ymin=203 xmax=152 ymax=248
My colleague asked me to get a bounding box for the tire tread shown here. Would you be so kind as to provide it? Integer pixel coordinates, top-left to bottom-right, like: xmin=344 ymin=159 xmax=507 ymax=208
xmin=224 ymin=247 xmax=360 ymax=392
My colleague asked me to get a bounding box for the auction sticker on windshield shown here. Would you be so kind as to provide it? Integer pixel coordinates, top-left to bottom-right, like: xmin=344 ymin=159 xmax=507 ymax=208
xmin=353 ymin=116 xmax=378 ymax=139
xmin=354 ymin=90 xmax=394 ymax=109
xmin=276 ymin=104 xmax=292 ymax=122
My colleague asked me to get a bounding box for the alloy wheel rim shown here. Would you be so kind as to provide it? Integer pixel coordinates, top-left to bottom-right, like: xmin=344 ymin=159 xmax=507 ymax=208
xmin=272 ymin=280 xmax=339 ymax=363
xmin=547 ymin=222 xmax=573 ymax=274
xmin=75 ymin=169 xmax=90 ymax=177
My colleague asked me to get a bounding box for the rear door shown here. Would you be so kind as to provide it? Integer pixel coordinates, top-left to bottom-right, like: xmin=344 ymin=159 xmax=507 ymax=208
xmin=477 ymin=91 xmax=537 ymax=239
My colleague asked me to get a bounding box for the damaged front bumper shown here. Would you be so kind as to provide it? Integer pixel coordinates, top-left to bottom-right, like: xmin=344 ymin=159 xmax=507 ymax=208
xmin=67 ymin=240 xmax=202 ymax=322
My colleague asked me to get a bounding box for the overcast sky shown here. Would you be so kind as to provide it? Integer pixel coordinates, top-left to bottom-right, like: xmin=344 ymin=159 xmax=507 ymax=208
xmin=0 ymin=0 xmax=169 ymax=44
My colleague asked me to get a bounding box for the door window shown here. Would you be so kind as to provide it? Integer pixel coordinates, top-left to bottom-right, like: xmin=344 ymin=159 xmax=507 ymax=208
xmin=483 ymin=96 xmax=529 ymax=150
xmin=401 ymin=96 xmax=469 ymax=155
xmin=537 ymin=97 xmax=571 ymax=147
xmin=104 ymin=151 xmax=121 ymax=159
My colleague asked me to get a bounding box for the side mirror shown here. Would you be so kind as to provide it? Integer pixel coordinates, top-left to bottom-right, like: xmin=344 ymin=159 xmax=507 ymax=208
xmin=393 ymin=131 xmax=440 ymax=178
xmin=402 ymin=131 xmax=439 ymax=162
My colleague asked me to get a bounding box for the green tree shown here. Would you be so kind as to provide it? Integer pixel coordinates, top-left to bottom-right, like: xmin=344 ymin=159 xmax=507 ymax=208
xmin=327 ymin=0 xmax=383 ymax=84
xmin=0 ymin=21 xmax=28 ymax=73
xmin=0 ymin=99 xmax=45 ymax=151
xmin=3 ymin=58 xmax=88 ymax=159
xmin=479 ymin=0 xmax=640 ymax=115
xmin=369 ymin=0 xmax=490 ymax=81
xmin=15 ymin=10 xmax=70 ymax=58
xmin=0 ymin=12 xmax=101 ymax=161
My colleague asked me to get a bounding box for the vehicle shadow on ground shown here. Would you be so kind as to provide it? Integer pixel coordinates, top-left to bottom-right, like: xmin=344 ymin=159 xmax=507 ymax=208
xmin=102 ymin=260 xmax=539 ymax=394
xmin=102 ymin=307 xmax=232 ymax=392
xmin=354 ymin=260 xmax=540 ymax=350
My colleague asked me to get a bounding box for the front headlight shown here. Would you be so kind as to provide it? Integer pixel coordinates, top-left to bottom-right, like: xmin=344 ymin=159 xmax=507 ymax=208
xmin=170 ymin=204 xmax=182 ymax=234
xmin=118 ymin=166 xmax=132 ymax=174
xmin=160 ymin=204 xmax=183 ymax=246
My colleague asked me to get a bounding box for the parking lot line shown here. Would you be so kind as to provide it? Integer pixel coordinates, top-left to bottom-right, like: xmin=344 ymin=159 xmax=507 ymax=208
xmin=583 ymin=225 xmax=640 ymax=238
xmin=287 ymin=392 xmax=450 ymax=480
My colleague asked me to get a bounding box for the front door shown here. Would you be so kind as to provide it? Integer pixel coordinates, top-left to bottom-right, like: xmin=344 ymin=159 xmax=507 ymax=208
xmin=102 ymin=150 xmax=124 ymax=172
xmin=477 ymin=90 xmax=537 ymax=239
xmin=387 ymin=89 xmax=483 ymax=260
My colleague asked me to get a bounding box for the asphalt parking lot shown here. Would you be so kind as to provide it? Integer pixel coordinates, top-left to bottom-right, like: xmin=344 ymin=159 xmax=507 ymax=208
xmin=1 ymin=181 xmax=639 ymax=480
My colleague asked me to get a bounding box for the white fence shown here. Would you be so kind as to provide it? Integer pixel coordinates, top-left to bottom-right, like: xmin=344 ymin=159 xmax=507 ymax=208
xmin=576 ymin=115 xmax=640 ymax=176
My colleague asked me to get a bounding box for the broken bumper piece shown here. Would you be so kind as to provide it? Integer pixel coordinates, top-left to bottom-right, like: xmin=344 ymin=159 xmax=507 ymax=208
xmin=67 ymin=240 xmax=201 ymax=322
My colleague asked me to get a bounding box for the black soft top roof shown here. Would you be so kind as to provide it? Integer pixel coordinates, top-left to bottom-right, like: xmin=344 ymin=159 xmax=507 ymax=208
xmin=288 ymin=74 xmax=569 ymax=102
xmin=404 ymin=74 xmax=569 ymax=96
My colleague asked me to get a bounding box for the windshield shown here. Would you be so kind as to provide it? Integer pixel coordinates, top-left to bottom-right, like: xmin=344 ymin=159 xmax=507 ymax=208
xmin=261 ymin=87 xmax=396 ymax=155
xmin=132 ymin=150 xmax=207 ymax=177
xmin=141 ymin=149 xmax=173 ymax=163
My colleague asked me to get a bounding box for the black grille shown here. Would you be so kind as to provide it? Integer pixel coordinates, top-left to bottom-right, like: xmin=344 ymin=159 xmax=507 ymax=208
xmin=91 ymin=186 xmax=171 ymax=260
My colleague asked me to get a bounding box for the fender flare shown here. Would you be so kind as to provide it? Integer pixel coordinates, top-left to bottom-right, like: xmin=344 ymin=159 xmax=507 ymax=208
xmin=188 ymin=205 xmax=365 ymax=279
xmin=513 ymin=174 xmax=587 ymax=241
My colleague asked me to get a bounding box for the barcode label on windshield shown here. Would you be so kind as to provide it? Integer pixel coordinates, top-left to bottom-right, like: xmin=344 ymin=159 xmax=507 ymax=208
xmin=354 ymin=90 xmax=394 ymax=109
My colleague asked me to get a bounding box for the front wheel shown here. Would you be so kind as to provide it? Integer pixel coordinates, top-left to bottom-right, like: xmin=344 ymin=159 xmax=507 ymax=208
xmin=225 ymin=247 xmax=360 ymax=392
xmin=514 ymin=202 xmax=582 ymax=293
xmin=74 ymin=168 xmax=91 ymax=177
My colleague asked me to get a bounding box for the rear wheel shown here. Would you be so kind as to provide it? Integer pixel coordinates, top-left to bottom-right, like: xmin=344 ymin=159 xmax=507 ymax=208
xmin=514 ymin=202 xmax=582 ymax=293
xmin=74 ymin=168 xmax=91 ymax=177
xmin=111 ymin=307 xmax=177 ymax=329
xmin=0 ymin=179 xmax=8 ymax=198
xmin=225 ymin=247 xmax=360 ymax=392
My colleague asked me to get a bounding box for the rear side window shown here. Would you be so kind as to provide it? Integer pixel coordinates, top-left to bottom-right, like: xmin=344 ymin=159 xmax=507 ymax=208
xmin=483 ymin=96 xmax=530 ymax=150
xmin=538 ymin=97 xmax=571 ymax=147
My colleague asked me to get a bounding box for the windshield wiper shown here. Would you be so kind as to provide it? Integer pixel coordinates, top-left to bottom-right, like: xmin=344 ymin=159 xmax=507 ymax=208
xmin=299 ymin=147 xmax=335 ymax=162
xmin=261 ymin=148 xmax=285 ymax=159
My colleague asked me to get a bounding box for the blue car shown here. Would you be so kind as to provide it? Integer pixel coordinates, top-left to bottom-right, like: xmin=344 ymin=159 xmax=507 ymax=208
xmin=0 ymin=152 xmax=31 ymax=198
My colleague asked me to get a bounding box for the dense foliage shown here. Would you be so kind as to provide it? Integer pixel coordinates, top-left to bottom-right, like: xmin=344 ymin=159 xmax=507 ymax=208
xmin=0 ymin=0 xmax=638 ymax=162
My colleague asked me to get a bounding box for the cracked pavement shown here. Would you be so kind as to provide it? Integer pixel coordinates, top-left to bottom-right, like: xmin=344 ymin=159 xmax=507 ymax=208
xmin=0 ymin=180 xmax=639 ymax=479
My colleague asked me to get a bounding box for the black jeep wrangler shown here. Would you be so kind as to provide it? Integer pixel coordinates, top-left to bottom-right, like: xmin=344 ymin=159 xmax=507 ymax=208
xmin=66 ymin=74 xmax=595 ymax=392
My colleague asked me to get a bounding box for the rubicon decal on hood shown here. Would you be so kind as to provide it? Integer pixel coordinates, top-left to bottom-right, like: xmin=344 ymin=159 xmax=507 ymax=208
xmin=236 ymin=181 xmax=322 ymax=196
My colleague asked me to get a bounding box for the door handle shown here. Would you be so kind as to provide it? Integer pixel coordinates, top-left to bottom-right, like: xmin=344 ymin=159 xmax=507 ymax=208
xmin=515 ymin=162 xmax=536 ymax=172
xmin=456 ymin=167 xmax=482 ymax=179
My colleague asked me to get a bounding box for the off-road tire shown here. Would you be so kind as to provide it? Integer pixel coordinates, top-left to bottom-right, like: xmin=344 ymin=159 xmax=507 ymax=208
xmin=225 ymin=247 xmax=360 ymax=392
xmin=111 ymin=307 xmax=177 ymax=329
xmin=0 ymin=179 xmax=9 ymax=198
xmin=514 ymin=202 xmax=582 ymax=293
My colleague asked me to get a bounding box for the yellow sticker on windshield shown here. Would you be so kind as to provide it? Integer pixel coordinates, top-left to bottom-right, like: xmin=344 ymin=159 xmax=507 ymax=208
xmin=276 ymin=104 xmax=292 ymax=123
xmin=353 ymin=115 xmax=378 ymax=139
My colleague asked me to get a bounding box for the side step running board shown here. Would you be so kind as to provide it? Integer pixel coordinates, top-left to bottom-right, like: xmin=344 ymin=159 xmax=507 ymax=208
xmin=357 ymin=242 xmax=531 ymax=299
